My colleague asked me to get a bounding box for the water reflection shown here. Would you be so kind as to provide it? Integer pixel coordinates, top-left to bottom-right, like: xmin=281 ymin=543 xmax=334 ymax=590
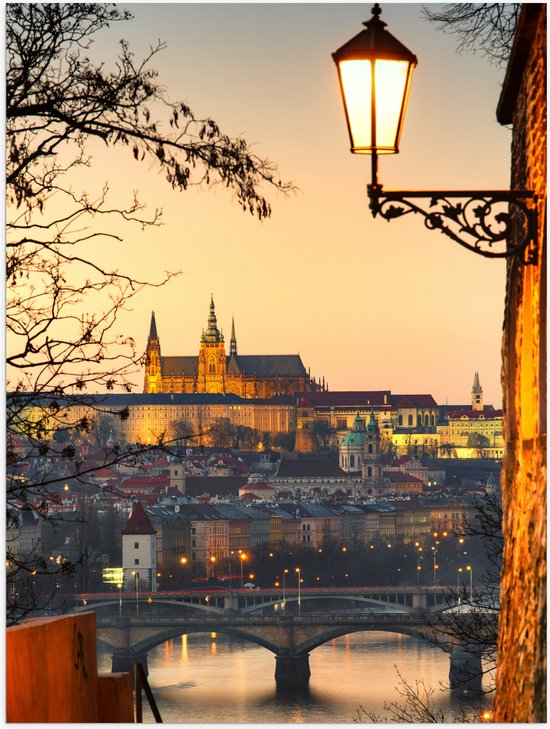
xmin=97 ymin=631 xmax=482 ymax=724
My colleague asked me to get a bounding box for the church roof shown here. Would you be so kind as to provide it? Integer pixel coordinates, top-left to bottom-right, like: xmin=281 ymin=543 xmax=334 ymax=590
xmin=161 ymin=356 xmax=198 ymax=376
xmin=122 ymin=501 xmax=156 ymax=535
xmin=233 ymin=355 xmax=307 ymax=377
xmin=276 ymin=457 xmax=346 ymax=478
xmin=160 ymin=354 xmax=307 ymax=378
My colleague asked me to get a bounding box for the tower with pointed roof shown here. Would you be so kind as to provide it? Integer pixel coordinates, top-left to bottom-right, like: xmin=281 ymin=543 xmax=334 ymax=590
xmin=197 ymin=295 xmax=227 ymax=393
xmin=471 ymin=371 xmax=483 ymax=411
xmin=362 ymin=411 xmax=383 ymax=494
xmin=144 ymin=311 xmax=162 ymax=393
xmin=122 ymin=501 xmax=157 ymax=591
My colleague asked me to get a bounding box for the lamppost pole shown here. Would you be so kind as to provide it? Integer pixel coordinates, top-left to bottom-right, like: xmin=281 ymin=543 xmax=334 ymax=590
xmin=240 ymin=552 xmax=247 ymax=589
xmin=296 ymin=567 xmax=301 ymax=616
xmin=466 ymin=565 xmax=473 ymax=603
xmin=283 ymin=568 xmax=288 ymax=613
xmin=133 ymin=571 xmax=139 ymax=614
xmin=117 ymin=582 xmax=122 ymax=616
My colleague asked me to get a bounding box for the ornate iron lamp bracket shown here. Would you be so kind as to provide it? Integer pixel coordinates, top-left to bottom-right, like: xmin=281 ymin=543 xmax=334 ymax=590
xmin=367 ymin=184 xmax=538 ymax=265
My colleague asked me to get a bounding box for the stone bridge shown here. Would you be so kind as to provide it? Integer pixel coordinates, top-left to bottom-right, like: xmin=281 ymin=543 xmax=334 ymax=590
xmin=86 ymin=605 xmax=493 ymax=692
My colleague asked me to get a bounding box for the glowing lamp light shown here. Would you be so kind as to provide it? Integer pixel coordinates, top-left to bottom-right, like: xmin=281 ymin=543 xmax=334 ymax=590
xmin=331 ymin=3 xmax=538 ymax=263
xmin=332 ymin=3 xmax=416 ymax=157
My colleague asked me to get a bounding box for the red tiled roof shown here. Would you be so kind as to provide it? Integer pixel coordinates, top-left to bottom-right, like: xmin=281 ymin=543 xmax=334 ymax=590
xmin=393 ymin=394 xmax=438 ymax=408
xmin=449 ymin=410 xmax=503 ymax=419
xmin=295 ymin=391 xmax=391 ymax=407
xmin=122 ymin=501 xmax=156 ymax=535
xmin=240 ymin=483 xmax=274 ymax=491
xmin=386 ymin=471 xmax=423 ymax=483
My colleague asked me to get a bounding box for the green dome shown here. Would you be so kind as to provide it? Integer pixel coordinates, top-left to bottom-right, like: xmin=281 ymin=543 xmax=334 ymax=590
xmin=340 ymin=430 xmax=366 ymax=447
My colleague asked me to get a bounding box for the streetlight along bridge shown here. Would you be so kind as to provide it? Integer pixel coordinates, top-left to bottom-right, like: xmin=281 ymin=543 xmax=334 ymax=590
xmin=73 ymin=584 xmax=454 ymax=616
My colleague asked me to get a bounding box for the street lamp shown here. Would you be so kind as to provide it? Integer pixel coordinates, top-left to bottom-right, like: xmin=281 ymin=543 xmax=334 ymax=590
xmin=332 ymin=3 xmax=538 ymax=264
xmin=296 ymin=567 xmax=302 ymax=616
xmin=239 ymin=552 xmax=247 ymax=588
xmin=117 ymin=582 xmax=123 ymax=616
xmin=210 ymin=555 xmax=217 ymax=580
xmin=466 ymin=565 xmax=473 ymax=603
xmin=282 ymin=568 xmax=288 ymax=613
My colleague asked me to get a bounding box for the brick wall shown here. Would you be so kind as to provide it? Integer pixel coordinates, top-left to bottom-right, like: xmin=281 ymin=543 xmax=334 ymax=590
xmin=495 ymin=5 xmax=547 ymax=723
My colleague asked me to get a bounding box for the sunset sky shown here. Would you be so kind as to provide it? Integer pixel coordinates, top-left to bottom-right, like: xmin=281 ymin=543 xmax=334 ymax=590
xmin=67 ymin=3 xmax=511 ymax=406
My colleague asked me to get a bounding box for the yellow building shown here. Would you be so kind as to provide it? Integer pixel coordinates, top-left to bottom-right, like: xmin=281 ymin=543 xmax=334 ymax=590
xmin=46 ymin=393 xmax=296 ymax=445
xmin=144 ymin=296 xmax=323 ymax=398
xmin=438 ymin=409 xmax=504 ymax=459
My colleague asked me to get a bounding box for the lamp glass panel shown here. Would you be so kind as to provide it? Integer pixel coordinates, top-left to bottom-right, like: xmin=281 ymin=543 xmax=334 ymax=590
xmin=339 ymin=58 xmax=410 ymax=154
xmin=339 ymin=59 xmax=372 ymax=152
xmin=374 ymin=59 xmax=410 ymax=151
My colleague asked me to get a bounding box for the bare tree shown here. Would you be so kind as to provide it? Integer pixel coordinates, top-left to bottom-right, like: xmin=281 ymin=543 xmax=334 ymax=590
xmin=421 ymin=4 xmax=520 ymax=68
xmin=6 ymin=3 xmax=291 ymax=624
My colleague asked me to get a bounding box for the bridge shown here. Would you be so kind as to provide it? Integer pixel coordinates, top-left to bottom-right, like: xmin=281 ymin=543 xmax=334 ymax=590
xmin=73 ymin=585 xmax=455 ymax=616
xmin=68 ymin=586 xmax=492 ymax=692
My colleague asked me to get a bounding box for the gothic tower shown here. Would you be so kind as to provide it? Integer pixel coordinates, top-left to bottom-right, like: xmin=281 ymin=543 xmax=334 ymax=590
xmin=198 ymin=295 xmax=227 ymax=393
xmin=471 ymin=371 xmax=483 ymax=411
xmin=144 ymin=311 xmax=162 ymax=393
xmin=230 ymin=316 xmax=238 ymax=357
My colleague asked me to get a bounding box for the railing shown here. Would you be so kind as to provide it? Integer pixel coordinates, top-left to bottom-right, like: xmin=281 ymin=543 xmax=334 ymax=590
xmin=135 ymin=663 xmax=162 ymax=723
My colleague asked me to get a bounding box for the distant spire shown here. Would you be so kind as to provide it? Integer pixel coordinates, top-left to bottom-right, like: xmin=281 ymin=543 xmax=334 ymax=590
xmin=230 ymin=316 xmax=238 ymax=356
xmin=471 ymin=371 xmax=483 ymax=411
xmin=149 ymin=311 xmax=158 ymax=340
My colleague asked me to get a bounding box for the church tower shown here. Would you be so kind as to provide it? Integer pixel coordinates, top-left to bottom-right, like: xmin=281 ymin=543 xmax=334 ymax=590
xmin=198 ymin=295 xmax=227 ymax=393
xmin=144 ymin=311 xmax=162 ymax=393
xmin=362 ymin=411 xmax=383 ymax=494
xmin=471 ymin=371 xmax=483 ymax=411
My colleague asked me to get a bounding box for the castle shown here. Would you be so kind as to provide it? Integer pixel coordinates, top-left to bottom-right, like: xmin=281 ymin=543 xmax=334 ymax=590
xmin=143 ymin=296 xmax=325 ymax=397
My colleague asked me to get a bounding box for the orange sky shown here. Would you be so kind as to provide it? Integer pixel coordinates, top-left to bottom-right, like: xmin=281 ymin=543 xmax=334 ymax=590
xmin=22 ymin=4 xmax=512 ymax=406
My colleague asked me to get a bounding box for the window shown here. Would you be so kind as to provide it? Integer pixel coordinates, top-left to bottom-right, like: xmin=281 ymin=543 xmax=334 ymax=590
xmin=337 ymin=419 xmax=347 ymax=429
xmin=367 ymin=466 xmax=372 ymax=477
xmin=134 ymin=542 xmax=139 ymax=549
xmin=398 ymin=414 xmax=403 ymax=426
xmin=350 ymin=455 xmax=355 ymax=468
xmin=408 ymin=415 xmax=413 ymax=426
xmin=368 ymin=444 xmax=373 ymax=454
xmin=134 ymin=558 xmax=140 ymax=565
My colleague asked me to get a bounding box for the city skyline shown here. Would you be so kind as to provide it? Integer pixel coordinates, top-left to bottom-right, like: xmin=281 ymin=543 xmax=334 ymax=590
xmin=29 ymin=4 xmax=510 ymax=406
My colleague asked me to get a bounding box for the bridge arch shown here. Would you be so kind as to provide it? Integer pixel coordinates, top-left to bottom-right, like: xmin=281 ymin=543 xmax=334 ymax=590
xmin=292 ymin=624 xmax=448 ymax=656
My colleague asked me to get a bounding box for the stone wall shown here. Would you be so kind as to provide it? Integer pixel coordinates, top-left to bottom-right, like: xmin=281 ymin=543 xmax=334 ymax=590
xmin=495 ymin=5 xmax=547 ymax=722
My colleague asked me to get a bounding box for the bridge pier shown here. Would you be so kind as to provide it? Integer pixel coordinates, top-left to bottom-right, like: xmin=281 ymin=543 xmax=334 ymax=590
xmin=274 ymin=653 xmax=311 ymax=685
xmin=449 ymin=645 xmax=483 ymax=694
xmin=111 ymin=648 xmax=149 ymax=678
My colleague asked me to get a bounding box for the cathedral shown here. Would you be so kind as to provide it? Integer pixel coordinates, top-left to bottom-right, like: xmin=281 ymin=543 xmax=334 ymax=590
xmin=143 ymin=296 xmax=325 ymax=397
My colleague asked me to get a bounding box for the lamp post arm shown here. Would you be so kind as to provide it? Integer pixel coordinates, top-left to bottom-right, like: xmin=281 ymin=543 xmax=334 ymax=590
xmin=367 ymin=183 xmax=538 ymax=264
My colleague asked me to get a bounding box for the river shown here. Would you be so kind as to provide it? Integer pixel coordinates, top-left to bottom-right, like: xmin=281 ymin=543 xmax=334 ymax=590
xmin=97 ymin=631 xmax=492 ymax=723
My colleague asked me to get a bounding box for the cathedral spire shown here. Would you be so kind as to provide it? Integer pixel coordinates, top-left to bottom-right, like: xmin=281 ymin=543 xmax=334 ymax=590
xmin=230 ymin=316 xmax=238 ymax=356
xmin=202 ymin=294 xmax=224 ymax=343
xmin=149 ymin=311 xmax=158 ymax=340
